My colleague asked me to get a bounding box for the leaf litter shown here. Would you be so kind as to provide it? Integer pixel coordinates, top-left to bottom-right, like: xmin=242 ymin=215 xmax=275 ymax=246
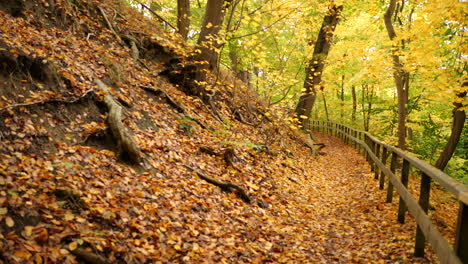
xmin=0 ymin=0 xmax=459 ymax=263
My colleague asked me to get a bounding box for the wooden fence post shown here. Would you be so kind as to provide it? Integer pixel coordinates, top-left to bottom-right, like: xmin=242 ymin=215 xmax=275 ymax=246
xmin=352 ymin=130 xmax=357 ymax=149
xmin=369 ymin=141 xmax=375 ymax=172
xmin=414 ymin=172 xmax=431 ymax=257
xmin=365 ymin=135 xmax=370 ymax=164
xmin=398 ymin=159 xmax=410 ymax=223
xmin=374 ymin=144 xmax=381 ymax=180
xmin=386 ymin=151 xmax=397 ymax=203
xmin=360 ymin=132 xmax=365 ymax=155
xmin=345 ymin=127 xmax=349 ymax=144
xmin=455 ymin=202 xmax=468 ymax=263
xmin=340 ymin=125 xmax=344 ymax=141
xmin=379 ymin=147 xmax=388 ymax=190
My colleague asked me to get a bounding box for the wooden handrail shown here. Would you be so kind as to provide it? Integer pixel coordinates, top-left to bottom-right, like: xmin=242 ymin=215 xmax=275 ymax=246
xmin=310 ymin=120 xmax=468 ymax=264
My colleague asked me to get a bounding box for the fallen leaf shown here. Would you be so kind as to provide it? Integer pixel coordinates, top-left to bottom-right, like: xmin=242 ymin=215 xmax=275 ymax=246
xmin=69 ymin=241 xmax=78 ymax=251
xmin=5 ymin=216 xmax=14 ymax=227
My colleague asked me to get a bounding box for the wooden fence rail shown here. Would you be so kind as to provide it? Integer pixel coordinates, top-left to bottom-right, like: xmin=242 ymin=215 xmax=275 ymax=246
xmin=310 ymin=120 xmax=468 ymax=264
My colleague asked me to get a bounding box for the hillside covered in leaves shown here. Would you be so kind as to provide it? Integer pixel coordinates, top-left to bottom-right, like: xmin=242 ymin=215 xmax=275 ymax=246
xmin=0 ymin=0 xmax=460 ymax=263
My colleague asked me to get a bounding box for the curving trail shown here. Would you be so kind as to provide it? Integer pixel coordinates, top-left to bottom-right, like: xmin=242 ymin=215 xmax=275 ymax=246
xmin=272 ymin=132 xmax=438 ymax=263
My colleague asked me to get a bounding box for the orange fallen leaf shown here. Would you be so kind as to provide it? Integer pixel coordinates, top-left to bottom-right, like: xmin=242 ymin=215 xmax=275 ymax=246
xmin=13 ymin=250 xmax=32 ymax=259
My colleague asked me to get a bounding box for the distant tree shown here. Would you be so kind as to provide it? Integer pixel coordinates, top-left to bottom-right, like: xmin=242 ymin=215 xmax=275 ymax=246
xmin=295 ymin=3 xmax=343 ymax=130
xmin=383 ymin=0 xmax=412 ymax=150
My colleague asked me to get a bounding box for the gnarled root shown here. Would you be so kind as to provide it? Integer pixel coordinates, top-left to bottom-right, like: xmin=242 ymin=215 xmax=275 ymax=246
xmin=95 ymin=79 xmax=141 ymax=164
xmin=184 ymin=165 xmax=251 ymax=203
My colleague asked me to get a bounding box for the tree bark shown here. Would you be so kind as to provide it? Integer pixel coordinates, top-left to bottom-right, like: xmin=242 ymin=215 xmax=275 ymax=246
xmin=351 ymin=85 xmax=357 ymax=122
xmin=177 ymin=0 xmax=191 ymax=40
xmin=322 ymin=90 xmax=329 ymax=121
xmin=340 ymin=74 xmax=345 ymax=122
xmin=384 ymin=0 xmax=408 ymax=150
xmin=361 ymin=84 xmax=368 ymax=131
xmin=435 ymin=86 xmax=467 ymax=171
xmin=295 ymin=3 xmax=343 ymax=130
xmin=195 ymin=0 xmax=231 ymax=71
xmin=95 ymin=79 xmax=142 ymax=164
xmin=366 ymin=85 xmax=374 ymax=131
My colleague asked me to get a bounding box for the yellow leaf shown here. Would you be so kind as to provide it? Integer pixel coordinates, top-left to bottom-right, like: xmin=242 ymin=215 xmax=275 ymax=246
xmin=69 ymin=241 xmax=78 ymax=251
xmin=299 ymin=115 xmax=308 ymax=119
xmin=5 ymin=216 xmax=14 ymax=227
xmin=64 ymin=211 xmax=74 ymax=221
xmin=34 ymin=254 xmax=43 ymax=264
xmin=0 ymin=207 xmax=7 ymax=215
xmin=13 ymin=250 xmax=32 ymax=259
xmin=96 ymin=244 xmax=103 ymax=251
xmin=24 ymin=226 xmax=33 ymax=237
xmin=246 ymin=181 xmax=259 ymax=190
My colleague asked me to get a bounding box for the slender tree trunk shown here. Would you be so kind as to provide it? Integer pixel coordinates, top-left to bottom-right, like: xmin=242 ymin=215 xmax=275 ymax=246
xmin=196 ymin=0 xmax=231 ymax=71
xmin=177 ymin=0 xmax=191 ymax=40
xmin=295 ymin=3 xmax=343 ymax=130
xmin=322 ymin=90 xmax=329 ymax=121
xmin=361 ymin=84 xmax=368 ymax=131
xmin=351 ymin=85 xmax=357 ymax=122
xmin=384 ymin=0 xmax=408 ymax=150
xmin=435 ymin=86 xmax=467 ymax=170
xmin=366 ymin=85 xmax=374 ymax=131
xmin=340 ymin=74 xmax=345 ymax=122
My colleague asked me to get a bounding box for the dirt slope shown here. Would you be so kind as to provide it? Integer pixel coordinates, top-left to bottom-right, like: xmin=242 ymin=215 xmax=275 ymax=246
xmin=0 ymin=0 xmax=447 ymax=263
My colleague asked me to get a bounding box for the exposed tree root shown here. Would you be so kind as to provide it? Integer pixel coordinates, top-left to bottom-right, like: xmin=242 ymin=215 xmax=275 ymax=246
xmin=314 ymin=143 xmax=325 ymax=150
xmin=96 ymin=79 xmax=141 ymax=164
xmin=292 ymin=130 xmax=317 ymax=155
xmin=0 ymin=89 xmax=94 ymax=113
xmin=223 ymin=147 xmax=241 ymax=171
xmin=97 ymin=6 xmax=120 ymax=40
xmin=140 ymin=85 xmax=207 ymax=129
xmin=183 ymin=165 xmax=251 ymax=203
xmin=130 ymin=40 xmax=139 ymax=62
xmin=140 ymin=85 xmax=185 ymax=113
xmin=71 ymin=247 xmax=110 ymax=264
xmin=199 ymin=146 xmax=218 ymax=156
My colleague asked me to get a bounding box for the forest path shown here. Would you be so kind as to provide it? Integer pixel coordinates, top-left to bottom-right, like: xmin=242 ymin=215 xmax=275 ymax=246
xmin=287 ymin=132 xmax=436 ymax=263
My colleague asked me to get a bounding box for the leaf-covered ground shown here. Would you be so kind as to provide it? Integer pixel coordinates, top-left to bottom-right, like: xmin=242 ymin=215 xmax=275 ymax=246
xmin=0 ymin=0 xmax=459 ymax=263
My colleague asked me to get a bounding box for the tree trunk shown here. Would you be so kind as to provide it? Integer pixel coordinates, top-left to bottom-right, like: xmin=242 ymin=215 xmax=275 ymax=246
xmin=295 ymin=3 xmax=343 ymax=130
xmin=352 ymin=85 xmax=357 ymax=122
xmin=361 ymin=84 xmax=368 ymax=131
xmin=366 ymin=85 xmax=374 ymax=132
xmin=435 ymin=86 xmax=467 ymax=171
xmin=340 ymin=74 xmax=345 ymax=121
xmin=196 ymin=0 xmax=231 ymax=71
xmin=322 ymin=90 xmax=329 ymax=121
xmin=177 ymin=0 xmax=191 ymax=40
xmin=384 ymin=0 xmax=408 ymax=150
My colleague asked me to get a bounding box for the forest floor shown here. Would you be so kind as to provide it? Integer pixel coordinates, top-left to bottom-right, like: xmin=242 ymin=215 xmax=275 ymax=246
xmin=0 ymin=0 xmax=460 ymax=263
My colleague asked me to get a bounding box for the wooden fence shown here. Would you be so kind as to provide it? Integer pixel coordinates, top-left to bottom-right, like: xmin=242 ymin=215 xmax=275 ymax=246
xmin=310 ymin=120 xmax=468 ymax=264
